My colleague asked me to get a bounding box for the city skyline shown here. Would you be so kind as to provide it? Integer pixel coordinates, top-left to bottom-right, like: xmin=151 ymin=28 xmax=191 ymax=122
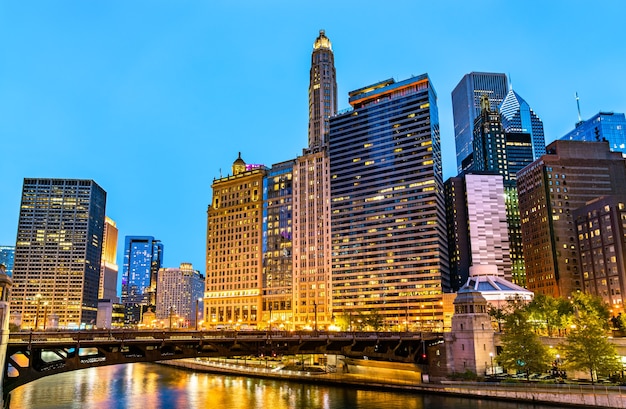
xmin=1 ymin=2 xmax=625 ymax=276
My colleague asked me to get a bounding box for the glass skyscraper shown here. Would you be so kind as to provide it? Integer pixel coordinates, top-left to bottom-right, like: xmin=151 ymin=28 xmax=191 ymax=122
xmin=329 ymin=74 xmax=449 ymax=330
xmin=11 ymin=178 xmax=106 ymax=329
xmin=499 ymin=87 xmax=546 ymax=160
xmin=121 ymin=236 xmax=163 ymax=325
xmin=0 ymin=246 xmax=14 ymax=277
xmin=561 ymin=111 xmax=626 ymax=154
xmin=452 ymin=72 xmax=508 ymax=173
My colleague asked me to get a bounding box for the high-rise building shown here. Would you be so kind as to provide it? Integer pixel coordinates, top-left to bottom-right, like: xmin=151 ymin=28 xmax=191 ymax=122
xmin=517 ymin=140 xmax=626 ymax=297
xmin=11 ymin=178 xmax=106 ymax=329
xmin=206 ymin=154 xmax=266 ymax=328
xmin=263 ymin=160 xmax=294 ymax=329
xmin=99 ymin=217 xmax=118 ymax=301
xmin=452 ymin=72 xmax=508 ymax=173
xmin=561 ymin=112 xmax=626 ymax=154
xmin=471 ymin=95 xmax=533 ymax=287
xmin=308 ymin=29 xmax=337 ymax=148
xmin=121 ymin=236 xmax=163 ymax=325
xmin=445 ymin=173 xmax=512 ymax=291
xmin=574 ymin=195 xmax=626 ymax=314
xmin=499 ymin=86 xmax=546 ymax=160
xmin=0 ymin=246 xmax=14 ymax=277
xmin=156 ymin=262 xmax=204 ymax=328
xmin=329 ymin=74 xmax=449 ymax=330
xmin=291 ymin=30 xmax=337 ymax=330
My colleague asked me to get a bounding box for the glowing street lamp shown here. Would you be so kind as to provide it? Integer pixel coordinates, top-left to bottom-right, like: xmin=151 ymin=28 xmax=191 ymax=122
xmin=34 ymin=293 xmax=42 ymax=330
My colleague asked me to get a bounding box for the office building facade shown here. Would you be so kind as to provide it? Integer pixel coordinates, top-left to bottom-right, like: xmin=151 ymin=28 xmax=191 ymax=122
xmin=517 ymin=140 xmax=626 ymax=297
xmin=445 ymin=173 xmax=511 ymax=290
xmin=262 ymin=160 xmax=294 ymax=329
xmin=11 ymin=178 xmax=106 ymax=329
xmin=121 ymin=236 xmax=163 ymax=325
xmin=561 ymin=112 xmax=626 ymax=154
xmin=156 ymin=262 xmax=204 ymax=328
xmin=329 ymin=74 xmax=449 ymax=330
xmin=99 ymin=217 xmax=119 ymax=301
xmin=291 ymin=30 xmax=337 ymax=330
xmin=499 ymin=87 xmax=546 ymax=160
xmin=574 ymin=196 xmax=626 ymax=314
xmin=452 ymin=72 xmax=508 ymax=173
xmin=206 ymin=154 xmax=266 ymax=328
xmin=0 ymin=246 xmax=14 ymax=277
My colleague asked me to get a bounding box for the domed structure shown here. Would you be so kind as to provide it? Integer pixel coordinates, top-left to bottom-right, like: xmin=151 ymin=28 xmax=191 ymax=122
xmin=232 ymin=152 xmax=246 ymax=175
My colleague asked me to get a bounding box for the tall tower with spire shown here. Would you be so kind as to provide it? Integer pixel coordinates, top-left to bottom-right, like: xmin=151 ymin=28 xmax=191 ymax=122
xmin=292 ymin=30 xmax=338 ymax=330
xmin=308 ymin=30 xmax=337 ymax=148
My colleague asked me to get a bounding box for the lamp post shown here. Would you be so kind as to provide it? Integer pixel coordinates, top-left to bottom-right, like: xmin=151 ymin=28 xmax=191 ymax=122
xmin=489 ymin=352 xmax=494 ymax=376
xmin=43 ymin=301 xmax=49 ymax=331
xmin=34 ymin=293 xmax=42 ymax=330
xmin=195 ymin=298 xmax=202 ymax=331
xmin=555 ymin=354 xmax=560 ymax=376
xmin=313 ymin=301 xmax=317 ymax=335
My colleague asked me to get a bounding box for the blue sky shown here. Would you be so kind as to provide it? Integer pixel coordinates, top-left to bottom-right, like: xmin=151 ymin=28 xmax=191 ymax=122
xmin=1 ymin=1 xmax=625 ymax=286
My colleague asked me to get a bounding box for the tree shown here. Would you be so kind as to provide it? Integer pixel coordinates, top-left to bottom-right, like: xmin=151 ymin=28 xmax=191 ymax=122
xmin=561 ymin=300 xmax=621 ymax=383
xmin=527 ymin=294 xmax=574 ymax=336
xmin=488 ymin=305 xmax=506 ymax=332
xmin=497 ymin=309 xmax=551 ymax=379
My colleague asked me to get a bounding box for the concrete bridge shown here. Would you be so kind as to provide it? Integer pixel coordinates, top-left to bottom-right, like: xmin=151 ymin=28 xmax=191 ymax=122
xmin=3 ymin=329 xmax=438 ymax=404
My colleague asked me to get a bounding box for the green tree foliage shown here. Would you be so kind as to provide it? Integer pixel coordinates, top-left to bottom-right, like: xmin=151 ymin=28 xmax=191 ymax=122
xmin=561 ymin=294 xmax=620 ymax=382
xmin=497 ymin=308 xmax=551 ymax=379
xmin=488 ymin=305 xmax=506 ymax=332
xmin=526 ymin=294 xmax=573 ymax=336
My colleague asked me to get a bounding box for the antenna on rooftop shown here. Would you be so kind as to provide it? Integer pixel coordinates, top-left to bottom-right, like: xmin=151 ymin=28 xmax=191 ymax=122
xmin=575 ymin=92 xmax=583 ymax=126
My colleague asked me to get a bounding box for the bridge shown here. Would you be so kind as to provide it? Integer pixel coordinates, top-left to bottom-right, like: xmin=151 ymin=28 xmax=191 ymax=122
xmin=4 ymin=329 xmax=440 ymax=401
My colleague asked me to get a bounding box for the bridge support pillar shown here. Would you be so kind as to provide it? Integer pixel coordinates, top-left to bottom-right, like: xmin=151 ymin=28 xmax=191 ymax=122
xmin=0 ymin=265 xmax=13 ymax=409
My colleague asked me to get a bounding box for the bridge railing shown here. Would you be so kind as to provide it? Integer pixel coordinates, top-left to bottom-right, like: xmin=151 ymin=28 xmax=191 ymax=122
xmin=8 ymin=329 xmax=437 ymax=344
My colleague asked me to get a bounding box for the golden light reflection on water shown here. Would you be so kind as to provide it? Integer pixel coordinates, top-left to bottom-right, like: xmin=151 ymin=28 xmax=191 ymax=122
xmin=9 ymin=363 xmax=555 ymax=409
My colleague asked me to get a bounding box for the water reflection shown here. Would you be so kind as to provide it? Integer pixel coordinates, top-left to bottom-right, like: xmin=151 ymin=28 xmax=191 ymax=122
xmin=10 ymin=363 xmax=555 ymax=409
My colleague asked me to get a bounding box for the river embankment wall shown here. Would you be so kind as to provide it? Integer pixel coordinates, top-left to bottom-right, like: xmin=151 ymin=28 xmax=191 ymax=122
xmin=160 ymin=358 xmax=626 ymax=409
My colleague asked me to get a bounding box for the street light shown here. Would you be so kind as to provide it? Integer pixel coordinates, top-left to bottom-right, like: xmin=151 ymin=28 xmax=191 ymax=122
xmin=34 ymin=294 xmax=42 ymax=330
xmin=489 ymin=352 xmax=494 ymax=376
xmin=195 ymin=298 xmax=203 ymax=331
xmin=43 ymin=301 xmax=49 ymax=331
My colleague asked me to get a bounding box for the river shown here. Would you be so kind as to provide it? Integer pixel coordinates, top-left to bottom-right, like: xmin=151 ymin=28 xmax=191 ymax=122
xmin=10 ymin=363 xmax=558 ymax=409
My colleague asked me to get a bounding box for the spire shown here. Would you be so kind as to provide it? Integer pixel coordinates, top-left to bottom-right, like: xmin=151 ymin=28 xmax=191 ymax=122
xmin=313 ymin=29 xmax=332 ymax=51
xmin=575 ymin=92 xmax=583 ymax=126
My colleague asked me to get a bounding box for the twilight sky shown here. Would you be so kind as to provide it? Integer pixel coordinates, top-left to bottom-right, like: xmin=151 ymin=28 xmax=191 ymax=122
xmin=1 ymin=1 xmax=625 ymax=286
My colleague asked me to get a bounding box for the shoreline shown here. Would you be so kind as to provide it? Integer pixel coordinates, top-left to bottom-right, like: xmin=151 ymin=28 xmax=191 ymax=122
xmin=159 ymin=358 xmax=626 ymax=409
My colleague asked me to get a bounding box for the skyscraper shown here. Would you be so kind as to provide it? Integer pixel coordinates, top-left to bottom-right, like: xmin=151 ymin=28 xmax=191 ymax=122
xmin=99 ymin=217 xmax=119 ymax=301
xmin=499 ymin=86 xmax=546 ymax=160
xmin=517 ymin=140 xmax=626 ymax=297
xmin=561 ymin=112 xmax=626 ymax=154
xmin=121 ymin=236 xmax=163 ymax=325
xmin=263 ymin=160 xmax=294 ymax=329
xmin=206 ymin=154 xmax=266 ymax=328
xmin=156 ymin=262 xmax=204 ymax=328
xmin=308 ymin=29 xmax=337 ymax=148
xmin=471 ymin=94 xmax=534 ymax=287
xmin=11 ymin=178 xmax=106 ymax=329
xmin=446 ymin=172 xmax=511 ymax=291
xmin=452 ymin=72 xmax=508 ymax=173
xmin=329 ymin=74 xmax=449 ymax=330
xmin=445 ymin=173 xmax=512 ymax=291
xmin=291 ymin=30 xmax=337 ymax=329
xmin=0 ymin=246 xmax=14 ymax=277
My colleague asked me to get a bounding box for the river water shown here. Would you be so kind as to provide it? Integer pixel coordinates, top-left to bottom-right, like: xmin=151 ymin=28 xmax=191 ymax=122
xmin=10 ymin=363 xmax=556 ymax=409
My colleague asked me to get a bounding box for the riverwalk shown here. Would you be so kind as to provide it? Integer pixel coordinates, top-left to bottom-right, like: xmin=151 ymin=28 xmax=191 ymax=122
xmin=160 ymin=358 xmax=626 ymax=409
